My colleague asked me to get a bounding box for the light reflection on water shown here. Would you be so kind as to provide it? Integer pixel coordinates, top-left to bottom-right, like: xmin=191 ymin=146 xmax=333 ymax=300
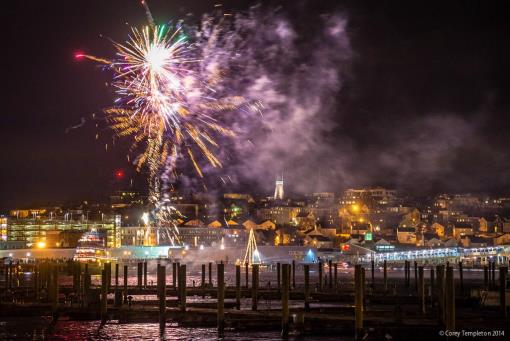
xmin=0 ymin=318 xmax=345 ymax=341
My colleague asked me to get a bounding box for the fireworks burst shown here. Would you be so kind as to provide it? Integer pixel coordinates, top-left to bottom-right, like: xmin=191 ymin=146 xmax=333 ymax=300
xmin=77 ymin=6 xmax=241 ymax=205
xmin=75 ymin=1 xmax=258 ymax=246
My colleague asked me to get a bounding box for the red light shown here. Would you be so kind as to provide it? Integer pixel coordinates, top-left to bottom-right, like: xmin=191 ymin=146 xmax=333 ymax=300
xmin=341 ymin=244 xmax=350 ymax=252
xmin=115 ymin=169 xmax=125 ymax=180
xmin=74 ymin=52 xmax=85 ymax=60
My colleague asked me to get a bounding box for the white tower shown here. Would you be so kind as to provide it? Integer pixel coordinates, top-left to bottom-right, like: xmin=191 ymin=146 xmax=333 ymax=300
xmin=274 ymin=174 xmax=284 ymax=200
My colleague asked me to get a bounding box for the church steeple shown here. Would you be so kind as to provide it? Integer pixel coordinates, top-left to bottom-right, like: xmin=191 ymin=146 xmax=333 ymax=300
xmin=274 ymin=173 xmax=284 ymax=200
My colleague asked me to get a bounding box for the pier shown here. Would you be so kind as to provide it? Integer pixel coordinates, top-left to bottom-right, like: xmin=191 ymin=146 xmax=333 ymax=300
xmin=1 ymin=258 xmax=509 ymax=339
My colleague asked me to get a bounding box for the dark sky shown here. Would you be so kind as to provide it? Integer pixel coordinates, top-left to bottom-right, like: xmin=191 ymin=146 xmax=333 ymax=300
xmin=2 ymin=0 xmax=510 ymax=210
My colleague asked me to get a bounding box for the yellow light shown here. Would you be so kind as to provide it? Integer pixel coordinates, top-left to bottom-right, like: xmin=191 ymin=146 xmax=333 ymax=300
xmin=37 ymin=241 xmax=46 ymax=248
xmin=351 ymin=204 xmax=359 ymax=212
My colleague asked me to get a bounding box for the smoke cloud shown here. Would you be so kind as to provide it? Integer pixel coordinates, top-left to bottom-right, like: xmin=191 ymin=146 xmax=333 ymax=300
xmin=172 ymin=4 xmax=504 ymax=197
xmin=186 ymin=6 xmax=353 ymax=195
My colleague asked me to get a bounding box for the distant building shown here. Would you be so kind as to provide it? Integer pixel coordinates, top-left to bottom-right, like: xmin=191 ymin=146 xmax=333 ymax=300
xmin=350 ymin=221 xmax=372 ymax=236
xmin=305 ymin=234 xmax=333 ymax=248
xmin=110 ymin=190 xmax=144 ymax=208
xmin=431 ymin=223 xmax=445 ymax=237
xmin=425 ymin=237 xmax=444 ymax=248
xmin=242 ymin=219 xmax=258 ymax=231
xmin=374 ymin=238 xmax=395 ymax=252
xmin=460 ymin=235 xmax=491 ymax=248
xmin=503 ymin=219 xmax=510 ymax=233
xmin=293 ymin=211 xmax=316 ymax=230
xmin=343 ymin=187 xmax=397 ymax=206
xmin=256 ymin=206 xmax=302 ymax=226
xmin=257 ymin=220 xmax=276 ymax=230
xmin=452 ymin=222 xmax=474 ymax=239
xmin=494 ymin=233 xmax=510 ymax=246
xmin=396 ymin=226 xmax=416 ymax=244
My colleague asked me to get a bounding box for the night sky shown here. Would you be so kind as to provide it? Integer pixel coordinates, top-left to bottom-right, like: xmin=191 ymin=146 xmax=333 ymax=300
xmin=2 ymin=0 xmax=510 ymax=210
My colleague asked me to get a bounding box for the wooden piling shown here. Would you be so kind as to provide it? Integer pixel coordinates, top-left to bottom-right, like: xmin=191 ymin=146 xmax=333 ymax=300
xmin=137 ymin=262 xmax=143 ymax=290
xmin=179 ymin=264 xmax=186 ymax=312
xmin=418 ymin=266 xmax=425 ymax=314
xmin=488 ymin=262 xmax=492 ymax=289
xmin=414 ymin=261 xmax=418 ymax=292
xmin=34 ymin=264 xmax=40 ymax=301
xmin=172 ymin=262 xmax=177 ymax=288
xmin=354 ymin=265 xmax=363 ymax=340
xmin=106 ymin=262 xmax=112 ymax=292
xmin=430 ymin=267 xmax=435 ymax=291
xmin=329 ymin=260 xmax=333 ymax=290
xmin=292 ymin=260 xmax=296 ymax=289
xmin=483 ymin=265 xmax=489 ymax=289
xmin=201 ymin=264 xmax=206 ymax=288
xmin=383 ymin=260 xmax=387 ymax=292
xmin=304 ymin=264 xmax=310 ymax=311
xmin=72 ymin=262 xmax=79 ymax=293
xmin=143 ymin=261 xmax=147 ymax=288
xmin=158 ymin=264 xmax=166 ymax=335
xmin=245 ymin=262 xmax=249 ymax=289
xmin=101 ymin=268 xmax=107 ymax=324
xmin=361 ymin=267 xmax=366 ymax=311
xmin=458 ymin=261 xmax=463 ymax=295
xmin=123 ymin=265 xmax=128 ymax=303
xmin=3 ymin=261 xmax=8 ymax=291
xmin=318 ymin=261 xmax=323 ymax=292
xmin=277 ymin=262 xmax=281 ymax=292
xmin=252 ymin=264 xmax=259 ymax=311
xmin=281 ymin=264 xmax=290 ymax=338
xmin=83 ymin=265 xmax=91 ymax=307
xmin=334 ymin=262 xmax=338 ymax=290
xmin=217 ymin=263 xmax=225 ymax=336
xmin=8 ymin=260 xmax=12 ymax=290
xmin=445 ymin=266 xmax=455 ymax=330
xmin=404 ymin=261 xmax=409 ymax=287
xmin=115 ymin=263 xmax=119 ymax=288
xmin=235 ymin=264 xmax=241 ymax=310
xmin=500 ymin=266 xmax=507 ymax=317
xmin=51 ymin=264 xmax=59 ymax=318
xmin=491 ymin=261 xmax=496 ymax=289
xmin=436 ymin=265 xmax=444 ymax=322
xmin=370 ymin=259 xmax=375 ymax=288
xmin=208 ymin=262 xmax=212 ymax=287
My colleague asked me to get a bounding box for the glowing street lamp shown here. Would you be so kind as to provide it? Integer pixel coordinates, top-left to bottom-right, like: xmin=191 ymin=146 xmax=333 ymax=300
xmin=37 ymin=241 xmax=46 ymax=248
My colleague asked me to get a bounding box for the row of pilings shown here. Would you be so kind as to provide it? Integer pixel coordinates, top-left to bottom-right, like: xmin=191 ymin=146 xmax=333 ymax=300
xmin=0 ymin=258 xmax=508 ymax=339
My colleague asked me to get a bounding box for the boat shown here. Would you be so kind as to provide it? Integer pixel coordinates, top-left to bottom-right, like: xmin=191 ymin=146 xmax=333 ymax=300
xmin=73 ymin=228 xmax=116 ymax=270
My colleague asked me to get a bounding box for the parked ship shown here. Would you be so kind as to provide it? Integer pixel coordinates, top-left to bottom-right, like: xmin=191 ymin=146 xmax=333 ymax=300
xmin=73 ymin=228 xmax=116 ymax=271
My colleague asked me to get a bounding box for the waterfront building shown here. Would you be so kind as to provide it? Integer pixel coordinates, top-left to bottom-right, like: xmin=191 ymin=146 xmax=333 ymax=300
xmin=6 ymin=217 xmax=120 ymax=248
